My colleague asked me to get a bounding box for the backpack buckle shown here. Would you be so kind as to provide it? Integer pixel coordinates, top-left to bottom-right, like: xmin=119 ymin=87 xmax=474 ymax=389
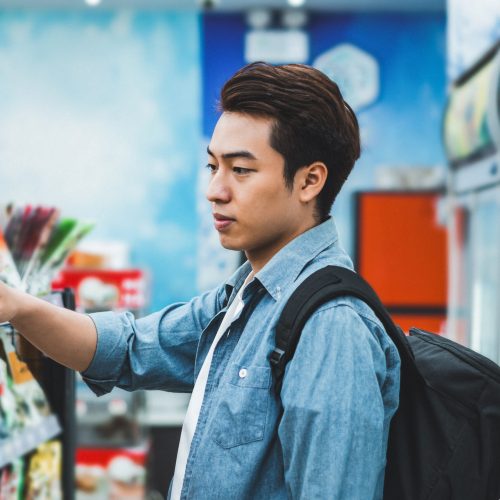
xmin=270 ymin=348 xmax=285 ymax=367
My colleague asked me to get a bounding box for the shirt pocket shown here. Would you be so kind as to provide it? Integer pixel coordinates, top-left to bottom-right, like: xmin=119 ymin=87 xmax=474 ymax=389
xmin=212 ymin=362 xmax=272 ymax=449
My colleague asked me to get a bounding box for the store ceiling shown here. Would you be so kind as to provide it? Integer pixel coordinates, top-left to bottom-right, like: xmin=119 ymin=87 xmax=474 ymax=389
xmin=0 ymin=0 xmax=445 ymax=11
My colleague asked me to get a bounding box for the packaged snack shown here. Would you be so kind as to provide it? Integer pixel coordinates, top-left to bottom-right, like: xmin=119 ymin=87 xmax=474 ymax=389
xmin=0 ymin=464 xmax=18 ymax=499
xmin=1 ymin=203 xmax=94 ymax=295
xmin=1 ymin=458 xmax=26 ymax=500
xmin=19 ymin=207 xmax=59 ymax=287
xmin=0 ymin=328 xmax=51 ymax=429
xmin=25 ymin=440 xmax=62 ymax=500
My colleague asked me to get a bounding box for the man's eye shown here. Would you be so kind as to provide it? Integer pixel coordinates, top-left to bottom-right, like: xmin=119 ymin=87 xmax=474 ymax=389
xmin=233 ymin=167 xmax=252 ymax=175
xmin=205 ymin=163 xmax=217 ymax=173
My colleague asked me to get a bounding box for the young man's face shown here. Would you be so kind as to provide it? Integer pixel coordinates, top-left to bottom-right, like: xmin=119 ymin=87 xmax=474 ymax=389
xmin=206 ymin=112 xmax=312 ymax=270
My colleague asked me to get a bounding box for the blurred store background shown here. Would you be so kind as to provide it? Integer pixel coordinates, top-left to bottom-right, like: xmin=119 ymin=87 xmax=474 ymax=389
xmin=0 ymin=0 xmax=498 ymax=498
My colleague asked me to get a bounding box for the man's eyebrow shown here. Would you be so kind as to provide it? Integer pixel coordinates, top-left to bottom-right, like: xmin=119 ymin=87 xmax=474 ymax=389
xmin=207 ymin=146 xmax=257 ymax=160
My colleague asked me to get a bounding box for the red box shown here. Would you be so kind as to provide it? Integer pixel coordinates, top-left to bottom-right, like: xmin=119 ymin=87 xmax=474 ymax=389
xmin=52 ymin=269 xmax=148 ymax=312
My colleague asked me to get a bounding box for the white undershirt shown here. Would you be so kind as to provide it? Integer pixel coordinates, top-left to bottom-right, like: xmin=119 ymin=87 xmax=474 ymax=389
xmin=170 ymin=278 xmax=250 ymax=499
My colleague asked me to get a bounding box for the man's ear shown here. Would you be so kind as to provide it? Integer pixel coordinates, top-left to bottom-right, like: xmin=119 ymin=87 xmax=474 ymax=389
xmin=296 ymin=162 xmax=328 ymax=203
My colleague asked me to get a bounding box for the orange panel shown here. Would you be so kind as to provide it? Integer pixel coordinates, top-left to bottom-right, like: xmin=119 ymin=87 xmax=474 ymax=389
xmin=357 ymin=192 xmax=448 ymax=307
xmin=391 ymin=314 xmax=446 ymax=335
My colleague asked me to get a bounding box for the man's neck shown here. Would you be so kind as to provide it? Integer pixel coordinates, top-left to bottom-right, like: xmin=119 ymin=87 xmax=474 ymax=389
xmin=246 ymin=217 xmax=320 ymax=274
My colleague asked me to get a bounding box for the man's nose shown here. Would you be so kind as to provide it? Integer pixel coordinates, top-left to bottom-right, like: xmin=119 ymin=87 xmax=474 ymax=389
xmin=206 ymin=170 xmax=231 ymax=204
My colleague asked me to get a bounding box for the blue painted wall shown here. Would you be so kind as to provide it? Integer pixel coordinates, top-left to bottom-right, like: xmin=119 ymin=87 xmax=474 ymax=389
xmin=202 ymin=13 xmax=447 ymax=256
xmin=0 ymin=11 xmax=201 ymax=310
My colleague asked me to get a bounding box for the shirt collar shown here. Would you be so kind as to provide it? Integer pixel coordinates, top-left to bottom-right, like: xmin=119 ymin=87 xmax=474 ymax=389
xmin=225 ymin=260 xmax=253 ymax=304
xmin=224 ymin=217 xmax=339 ymax=302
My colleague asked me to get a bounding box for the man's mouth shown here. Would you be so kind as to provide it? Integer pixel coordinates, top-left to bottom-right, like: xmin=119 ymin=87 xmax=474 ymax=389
xmin=213 ymin=213 xmax=236 ymax=231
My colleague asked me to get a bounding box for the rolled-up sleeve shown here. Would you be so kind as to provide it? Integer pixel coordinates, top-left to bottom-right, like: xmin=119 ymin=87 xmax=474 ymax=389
xmin=278 ymin=301 xmax=400 ymax=500
xmin=81 ymin=285 xmax=225 ymax=396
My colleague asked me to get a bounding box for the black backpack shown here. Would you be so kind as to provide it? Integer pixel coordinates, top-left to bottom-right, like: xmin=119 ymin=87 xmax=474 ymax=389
xmin=270 ymin=265 xmax=500 ymax=500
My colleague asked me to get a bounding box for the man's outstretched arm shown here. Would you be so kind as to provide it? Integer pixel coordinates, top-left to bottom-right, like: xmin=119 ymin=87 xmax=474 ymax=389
xmin=0 ymin=281 xmax=97 ymax=372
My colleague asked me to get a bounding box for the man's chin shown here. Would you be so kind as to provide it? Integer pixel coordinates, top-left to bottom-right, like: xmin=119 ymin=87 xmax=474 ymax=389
xmin=218 ymin=237 xmax=244 ymax=252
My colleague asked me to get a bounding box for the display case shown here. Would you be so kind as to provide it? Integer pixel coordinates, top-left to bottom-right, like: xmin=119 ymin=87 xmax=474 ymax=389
xmin=0 ymin=203 xmax=94 ymax=498
xmin=444 ymin=41 xmax=500 ymax=363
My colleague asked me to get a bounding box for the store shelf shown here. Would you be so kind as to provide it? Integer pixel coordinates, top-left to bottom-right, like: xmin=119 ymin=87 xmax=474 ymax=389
xmin=0 ymin=414 xmax=61 ymax=468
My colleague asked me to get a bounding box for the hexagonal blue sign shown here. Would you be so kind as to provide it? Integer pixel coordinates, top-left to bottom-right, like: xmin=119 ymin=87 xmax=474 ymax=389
xmin=313 ymin=43 xmax=380 ymax=111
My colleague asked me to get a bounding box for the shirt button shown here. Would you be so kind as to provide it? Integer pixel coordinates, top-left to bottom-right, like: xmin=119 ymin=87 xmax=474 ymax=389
xmin=239 ymin=368 xmax=248 ymax=379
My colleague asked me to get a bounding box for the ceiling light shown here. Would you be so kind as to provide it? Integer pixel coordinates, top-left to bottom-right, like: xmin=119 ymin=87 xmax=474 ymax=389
xmin=281 ymin=10 xmax=308 ymax=29
xmin=246 ymin=9 xmax=272 ymax=30
xmin=85 ymin=0 xmax=102 ymax=6
xmin=288 ymin=0 xmax=306 ymax=7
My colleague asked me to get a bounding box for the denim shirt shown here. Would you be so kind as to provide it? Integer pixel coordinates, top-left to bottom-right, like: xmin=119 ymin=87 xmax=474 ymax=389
xmin=82 ymin=218 xmax=400 ymax=500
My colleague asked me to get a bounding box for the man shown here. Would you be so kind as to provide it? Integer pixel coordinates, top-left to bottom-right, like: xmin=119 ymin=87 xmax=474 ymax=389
xmin=0 ymin=62 xmax=400 ymax=499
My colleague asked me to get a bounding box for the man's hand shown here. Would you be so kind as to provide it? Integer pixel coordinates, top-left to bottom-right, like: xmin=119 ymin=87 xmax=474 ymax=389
xmin=0 ymin=281 xmax=98 ymax=372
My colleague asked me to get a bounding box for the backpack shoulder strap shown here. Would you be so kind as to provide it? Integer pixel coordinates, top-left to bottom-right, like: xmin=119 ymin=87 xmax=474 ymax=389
xmin=271 ymin=265 xmax=418 ymax=394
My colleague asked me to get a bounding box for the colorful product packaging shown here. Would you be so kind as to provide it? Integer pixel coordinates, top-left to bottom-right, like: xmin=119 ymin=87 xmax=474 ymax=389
xmin=0 ymin=203 xmax=94 ymax=296
xmin=25 ymin=440 xmax=62 ymax=500
xmin=0 ymin=326 xmax=52 ymax=431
